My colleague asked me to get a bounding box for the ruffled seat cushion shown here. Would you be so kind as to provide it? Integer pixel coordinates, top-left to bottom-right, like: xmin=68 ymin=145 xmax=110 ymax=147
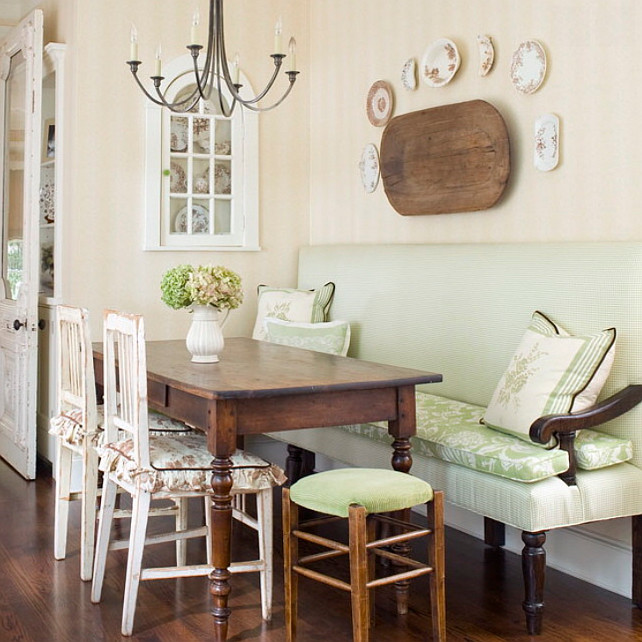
xmin=98 ymin=433 xmax=286 ymax=494
xmin=49 ymin=407 xmax=194 ymax=448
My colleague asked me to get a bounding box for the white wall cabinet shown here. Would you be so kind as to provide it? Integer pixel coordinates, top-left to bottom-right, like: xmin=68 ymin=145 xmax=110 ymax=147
xmin=144 ymin=54 xmax=259 ymax=252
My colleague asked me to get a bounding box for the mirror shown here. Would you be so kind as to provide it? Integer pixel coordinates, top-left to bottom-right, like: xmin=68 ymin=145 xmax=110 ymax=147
xmin=2 ymin=52 xmax=26 ymax=300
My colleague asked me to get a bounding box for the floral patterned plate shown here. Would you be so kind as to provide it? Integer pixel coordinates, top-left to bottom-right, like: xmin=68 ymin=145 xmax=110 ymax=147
xmin=421 ymin=38 xmax=460 ymax=87
xmin=359 ymin=143 xmax=380 ymax=193
xmin=174 ymin=204 xmax=210 ymax=234
xmin=477 ymin=35 xmax=495 ymax=77
xmin=170 ymin=161 xmax=187 ymax=193
xmin=511 ymin=40 xmax=547 ymax=94
xmin=366 ymin=80 xmax=394 ymax=127
xmin=401 ymin=58 xmax=417 ymax=91
xmin=534 ymin=113 xmax=559 ymax=171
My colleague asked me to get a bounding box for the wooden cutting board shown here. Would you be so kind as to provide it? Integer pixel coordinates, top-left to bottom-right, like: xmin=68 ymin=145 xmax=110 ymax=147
xmin=380 ymin=100 xmax=510 ymax=216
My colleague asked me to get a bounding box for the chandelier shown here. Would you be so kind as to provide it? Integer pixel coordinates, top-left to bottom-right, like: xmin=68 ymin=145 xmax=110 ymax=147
xmin=126 ymin=0 xmax=299 ymax=116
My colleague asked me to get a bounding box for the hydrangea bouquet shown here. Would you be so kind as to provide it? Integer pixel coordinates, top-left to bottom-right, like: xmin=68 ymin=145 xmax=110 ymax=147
xmin=160 ymin=264 xmax=244 ymax=311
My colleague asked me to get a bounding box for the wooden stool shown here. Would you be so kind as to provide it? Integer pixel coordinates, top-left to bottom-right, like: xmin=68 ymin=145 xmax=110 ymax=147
xmin=283 ymin=468 xmax=446 ymax=641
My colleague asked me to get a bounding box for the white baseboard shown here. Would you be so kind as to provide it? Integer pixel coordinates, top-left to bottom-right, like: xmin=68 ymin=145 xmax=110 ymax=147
xmin=247 ymin=435 xmax=633 ymax=600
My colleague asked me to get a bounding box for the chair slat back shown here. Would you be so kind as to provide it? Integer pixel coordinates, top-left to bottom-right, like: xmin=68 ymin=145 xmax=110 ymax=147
xmin=55 ymin=305 xmax=97 ymax=430
xmin=103 ymin=310 xmax=150 ymax=469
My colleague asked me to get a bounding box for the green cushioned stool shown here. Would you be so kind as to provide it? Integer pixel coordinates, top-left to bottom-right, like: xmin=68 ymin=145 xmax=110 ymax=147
xmin=283 ymin=468 xmax=446 ymax=641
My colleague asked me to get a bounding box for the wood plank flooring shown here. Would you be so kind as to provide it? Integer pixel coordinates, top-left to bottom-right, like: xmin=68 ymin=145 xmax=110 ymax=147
xmin=1 ymin=458 xmax=641 ymax=641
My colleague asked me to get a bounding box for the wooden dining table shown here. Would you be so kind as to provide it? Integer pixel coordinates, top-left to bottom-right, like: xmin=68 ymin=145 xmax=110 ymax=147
xmin=93 ymin=337 xmax=441 ymax=640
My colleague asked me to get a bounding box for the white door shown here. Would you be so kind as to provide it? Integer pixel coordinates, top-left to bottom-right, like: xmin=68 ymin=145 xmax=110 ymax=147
xmin=0 ymin=10 xmax=43 ymax=480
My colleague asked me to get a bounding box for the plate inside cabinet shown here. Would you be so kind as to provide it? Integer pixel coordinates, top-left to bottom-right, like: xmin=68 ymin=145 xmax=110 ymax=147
xmin=477 ymin=35 xmax=494 ymax=76
xmin=510 ymin=40 xmax=547 ymax=94
xmin=380 ymin=100 xmax=510 ymax=215
xmin=534 ymin=113 xmax=559 ymax=171
xmin=366 ymin=80 xmax=394 ymax=127
xmin=174 ymin=204 xmax=210 ymax=234
xmin=359 ymin=143 xmax=380 ymax=193
xmin=421 ymin=38 xmax=460 ymax=87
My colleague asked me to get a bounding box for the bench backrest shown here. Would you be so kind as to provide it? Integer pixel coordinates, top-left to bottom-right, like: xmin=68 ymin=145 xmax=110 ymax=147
xmin=298 ymin=243 xmax=642 ymax=469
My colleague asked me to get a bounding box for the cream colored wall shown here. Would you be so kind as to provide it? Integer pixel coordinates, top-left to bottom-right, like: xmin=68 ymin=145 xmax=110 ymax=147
xmin=309 ymin=0 xmax=642 ymax=244
xmin=56 ymin=0 xmax=308 ymax=340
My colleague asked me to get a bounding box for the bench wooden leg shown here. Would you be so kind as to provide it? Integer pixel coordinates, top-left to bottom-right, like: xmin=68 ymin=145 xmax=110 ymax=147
xmin=484 ymin=517 xmax=505 ymax=548
xmin=286 ymin=445 xmax=316 ymax=485
xmin=633 ymin=515 xmax=642 ymax=607
xmin=521 ymin=530 xmax=546 ymax=635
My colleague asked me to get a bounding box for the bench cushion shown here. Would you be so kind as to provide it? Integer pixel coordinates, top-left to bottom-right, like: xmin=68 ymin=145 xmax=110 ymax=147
xmin=342 ymin=392 xmax=632 ymax=482
xmin=483 ymin=311 xmax=616 ymax=446
xmin=345 ymin=393 xmax=570 ymax=483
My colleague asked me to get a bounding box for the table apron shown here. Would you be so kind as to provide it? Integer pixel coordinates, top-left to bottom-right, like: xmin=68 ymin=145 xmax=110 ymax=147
xmin=148 ymin=383 xmax=417 ymax=437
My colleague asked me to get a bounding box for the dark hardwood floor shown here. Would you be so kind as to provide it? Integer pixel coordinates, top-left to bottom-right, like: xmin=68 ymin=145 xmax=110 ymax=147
xmin=1 ymin=458 xmax=641 ymax=641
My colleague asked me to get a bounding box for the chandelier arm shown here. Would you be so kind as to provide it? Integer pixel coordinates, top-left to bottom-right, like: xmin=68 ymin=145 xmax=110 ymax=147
xmin=232 ymin=73 xmax=298 ymax=113
xmin=215 ymin=0 xmax=283 ymax=107
xmin=127 ymin=63 xmax=167 ymax=106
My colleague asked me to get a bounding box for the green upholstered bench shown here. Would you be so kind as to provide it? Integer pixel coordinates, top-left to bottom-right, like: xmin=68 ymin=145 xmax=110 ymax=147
xmin=266 ymin=242 xmax=642 ymax=636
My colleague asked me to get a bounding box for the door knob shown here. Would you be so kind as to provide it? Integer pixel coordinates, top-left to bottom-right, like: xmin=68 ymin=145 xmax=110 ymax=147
xmin=13 ymin=319 xmax=25 ymax=331
xmin=38 ymin=319 xmax=46 ymax=330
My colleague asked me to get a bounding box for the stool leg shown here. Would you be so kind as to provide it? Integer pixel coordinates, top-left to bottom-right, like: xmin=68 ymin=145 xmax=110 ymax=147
xmin=283 ymin=488 xmax=299 ymax=642
xmin=349 ymin=505 xmax=369 ymax=642
xmin=427 ymin=491 xmax=446 ymax=641
xmin=367 ymin=516 xmax=376 ymax=626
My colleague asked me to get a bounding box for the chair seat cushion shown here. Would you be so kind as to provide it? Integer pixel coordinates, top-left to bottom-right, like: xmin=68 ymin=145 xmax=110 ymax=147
xmin=49 ymin=406 xmax=104 ymax=447
xmin=98 ymin=433 xmax=286 ymax=494
xmin=290 ymin=468 xmax=433 ymax=517
xmin=50 ymin=407 xmax=194 ymax=448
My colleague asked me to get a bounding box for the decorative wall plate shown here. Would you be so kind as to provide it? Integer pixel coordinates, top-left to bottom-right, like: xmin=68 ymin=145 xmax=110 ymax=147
xmin=170 ymin=161 xmax=187 ymax=193
xmin=477 ymin=35 xmax=495 ymax=76
xmin=421 ymin=38 xmax=460 ymax=87
xmin=510 ymin=40 xmax=547 ymax=94
xmin=366 ymin=80 xmax=394 ymax=127
xmin=401 ymin=58 xmax=417 ymax=91
xmin=534 ymin=113 xmax=559 ymax=171
xmin=359 ymin=143 xmax=380 ymax=193
xmin=174 ymin=204 xmax=210 ymax=233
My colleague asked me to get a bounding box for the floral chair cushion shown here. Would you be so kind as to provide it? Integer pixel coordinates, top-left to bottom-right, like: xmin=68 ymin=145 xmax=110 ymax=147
xmin=49 ymin=406 xmax=104 ymax=448
xmin=252 ymin=282 xmax=335 ymax=341
xmin=98 ymin=433 xmax=286 ymax=494
xmin=49 ymin=407 xmax=193 ymax=448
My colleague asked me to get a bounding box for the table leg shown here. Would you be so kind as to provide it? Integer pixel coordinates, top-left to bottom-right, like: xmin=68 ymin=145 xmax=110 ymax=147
xmin=209 ymin=456 xmax=233 ymax=641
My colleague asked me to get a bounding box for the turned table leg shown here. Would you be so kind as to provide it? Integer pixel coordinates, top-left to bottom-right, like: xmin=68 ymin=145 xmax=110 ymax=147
xmin=209 ymin=456 xmax=233 ymax=641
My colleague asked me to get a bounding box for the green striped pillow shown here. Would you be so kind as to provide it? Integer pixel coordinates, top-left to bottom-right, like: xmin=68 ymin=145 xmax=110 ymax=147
xmin=252 ymin=282 xmax=335 ymax=341
xmin=483 ymin=311 xmax=616 ymax=446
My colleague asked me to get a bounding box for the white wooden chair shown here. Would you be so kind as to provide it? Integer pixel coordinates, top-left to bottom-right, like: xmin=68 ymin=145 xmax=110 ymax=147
xmin=49 ymin=305 xmax=196 ymax=581
xmin=90 ymin=310 xmax=285 ymax=636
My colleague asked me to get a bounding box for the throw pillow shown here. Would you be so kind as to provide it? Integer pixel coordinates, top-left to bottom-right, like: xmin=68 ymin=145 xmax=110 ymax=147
xmin=483 ymin=311 xmax=616 ymax=446
xmin=264 ymin=318 xmax=351 ymax=356
xmin=252 ymin=282 xmax=335 ymax=341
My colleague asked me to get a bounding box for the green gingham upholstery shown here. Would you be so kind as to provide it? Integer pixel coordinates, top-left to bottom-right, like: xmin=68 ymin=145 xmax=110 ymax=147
xmin=289 ymin=468 xmax=433 ymax=518
xmin=266 ymin=243 xmax=642 ymax=535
